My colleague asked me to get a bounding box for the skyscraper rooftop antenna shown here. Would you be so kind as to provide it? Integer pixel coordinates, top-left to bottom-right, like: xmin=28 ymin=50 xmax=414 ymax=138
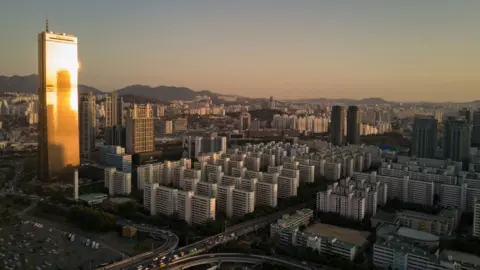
xmin=46 ymin=18 xmax=49 ymax=32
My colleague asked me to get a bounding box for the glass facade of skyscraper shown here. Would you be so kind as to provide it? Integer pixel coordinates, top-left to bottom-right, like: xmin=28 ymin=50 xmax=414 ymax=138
xmin=38 ymin=31 xmax=80 ymax=181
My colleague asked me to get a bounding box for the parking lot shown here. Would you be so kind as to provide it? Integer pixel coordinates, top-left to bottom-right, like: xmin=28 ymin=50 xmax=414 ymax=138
xmin=0 ymin=219 xmax=121 ymax=270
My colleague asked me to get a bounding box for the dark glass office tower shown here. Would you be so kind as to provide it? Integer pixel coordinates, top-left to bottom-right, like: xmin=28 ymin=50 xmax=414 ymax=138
xmin=346 ymin=106 xmax=360 ymax=145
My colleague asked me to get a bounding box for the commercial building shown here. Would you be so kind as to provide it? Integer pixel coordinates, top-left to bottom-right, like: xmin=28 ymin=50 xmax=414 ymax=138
xmin=79 ymin=91 xmax=96 ymax=159
xmin=126 ymin=104 xmax=155 ymax=154
xmin=412 ymin=115 xmax=438 ymax=159
xmin=38 ymin=26 xmax=80 ymax=181
xmin=99 ymin=145 xmax=132 ymax=172
xmin=270 ymin=208 xmax=313 ymax=237
xmin=330 ymin=105 xmax=346 ymax=146
xmin=346 ymin=106 xmax=360 ymax=145
xmin=443 ymin=117 xmax=472 ymax=162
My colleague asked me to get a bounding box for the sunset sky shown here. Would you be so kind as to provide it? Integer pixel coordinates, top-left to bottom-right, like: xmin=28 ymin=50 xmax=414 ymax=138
xmin=0 ymin=0 xmax=479 ymax=102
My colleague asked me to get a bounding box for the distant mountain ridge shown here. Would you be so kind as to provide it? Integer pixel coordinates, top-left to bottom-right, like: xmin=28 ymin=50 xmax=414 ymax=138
xmin=1 ymin=75 xmax=477 ymax=105
xmin=0 ymin=74 xmax=103 ymax=95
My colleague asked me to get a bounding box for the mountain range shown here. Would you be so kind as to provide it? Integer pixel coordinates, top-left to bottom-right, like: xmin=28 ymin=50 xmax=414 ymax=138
xmin=0 ymin=75 xmax=477 ymax=105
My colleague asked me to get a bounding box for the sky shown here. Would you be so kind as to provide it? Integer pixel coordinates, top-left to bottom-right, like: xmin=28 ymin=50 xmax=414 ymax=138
xmin=0 ymin=0 xmax=479 ymax=102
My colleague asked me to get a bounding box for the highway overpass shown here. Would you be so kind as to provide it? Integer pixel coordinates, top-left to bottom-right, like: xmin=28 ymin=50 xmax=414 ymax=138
xmin=99 ymin=203 xmax=309 ymax=270
xmin=157 ymin=253 xmax=316 ymax=269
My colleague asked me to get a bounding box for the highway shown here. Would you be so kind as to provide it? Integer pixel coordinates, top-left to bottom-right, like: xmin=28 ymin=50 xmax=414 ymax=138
xmin=157 ymin=253 xmax=316 ymax=270
xmin=94 ymin=221 xmax=180 ymax=270
xmin=103 ymin=203 xmax=310 ymax=270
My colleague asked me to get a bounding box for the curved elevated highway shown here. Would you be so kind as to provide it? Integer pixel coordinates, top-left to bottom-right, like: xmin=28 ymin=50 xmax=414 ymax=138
xmin=158 ymin=253 xmax=318 ymax=270
xmin=95 ymin=221 xmax=179 ymax=270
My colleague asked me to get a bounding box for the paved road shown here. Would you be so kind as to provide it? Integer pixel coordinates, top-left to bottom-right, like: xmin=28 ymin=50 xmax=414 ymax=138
xmin=158 ymin=253 xmax=316 ymax=270
xmin=104 ymin=203 xmax=310 ymax=270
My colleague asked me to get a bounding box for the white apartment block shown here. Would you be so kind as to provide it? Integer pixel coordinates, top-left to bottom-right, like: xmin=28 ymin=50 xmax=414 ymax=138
xmin=324 ymin=162 xmax=342 ymax=181
xmin=207 ymin=171 xmax=224 ymax=184
xmin=277 ymin=175 xmax=299 ymax=199
xmin=196 ymin=181 xmax=218 ymax=197
xmin=162 ymin=161 xmax=174 ymax=185
xmin=261 ymin=154 xmax=276 ymax=168
xmin=299 ymin=164 xmax=315 ymax=183
xmin=217 ymin=184 xmax=234 ymax=218
xmin=317 ymin=189 xmax=366 ymax=221
xmin=231 ymin=167 xmax=246 ymax=178
xmin=283 ymin=161 xmax=299 ymax=170
xmin=244 ymin=170 xmax=263 ymax=180
xmin=240 ymin=178 xmax=257 ymax=192
xmin=176 ymin=190 xmax=194 ymax=224
xmin=227 ymin=160 xmax=244 ymax=175
xmin=221 ymin=175 xmax=242 ymax=188
xmin=155 ymin=186 xmax=178 ymax=216
xmin=262 ymin=172 xmax=279 ymax=184
xmin=184 ymin=178 xmax=200 ymax=192
xmin=104 ymin=167 xmax=131 ymax=196
xmin=255 ymin=182 xmax=278 ymax=208
xmin=144 ymin=183 xmax=159 ymax=215
xmin=136 ymin=162 xmax=163 ymax=190
xmin=268 ymin=165 xmax=283 ymax=174
xmin=245 ymin=156 xmax=260 ymax=171
xmin=172 ymin=166 xmax=185 ymax=189
xmin=232 ymin=189 xmax=255 ymax=217
xmin=205 ymin=164 xmax=223 ymax=181
xmin=185 ymin=168 xmax=201 ymax=181
xmin=192 ymin=195 xmax=216 ymax=225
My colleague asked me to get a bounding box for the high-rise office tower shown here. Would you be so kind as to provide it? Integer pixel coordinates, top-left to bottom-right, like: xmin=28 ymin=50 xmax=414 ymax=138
xmin=472 ymin=109 xmax=480 ymax=146
xmin=443 ymin=117 xmax=472 ymax=162
xmin=79 ymin=91 xmax=96 ymax=159
xmin=346 ymin=106 xmax=360 ymax=145
xmin=330 ymin=105 xmax=346 ymax=146
xmin=105 ymin=91 xmax=124 ymax=146
xmin=412 ymin=115 xmax=438 ymax=158
xmin=126 ymin=104 xmax=155 ymax=154
xmin=38 ymin=24 xmax=80 ymax=181
xmin=239 ymin=112 xmax=251 ymax=131
xmin=459 ymin=108 xmax=472 ymax=124
xmin=105 ymin=91 xmax=124 ymax=127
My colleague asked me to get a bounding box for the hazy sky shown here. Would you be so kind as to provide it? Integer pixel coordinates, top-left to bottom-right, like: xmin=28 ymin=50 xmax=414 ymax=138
xmin=0 ymin=0 xmax=479 ymax=102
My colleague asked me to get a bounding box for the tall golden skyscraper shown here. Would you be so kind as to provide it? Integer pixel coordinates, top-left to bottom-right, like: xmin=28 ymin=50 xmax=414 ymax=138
xmin=38 ymin=25 xmax=80 ymax=181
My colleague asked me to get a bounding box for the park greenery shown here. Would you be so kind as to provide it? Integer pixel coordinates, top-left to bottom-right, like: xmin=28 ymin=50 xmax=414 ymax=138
xmin=35 ymin=201 xmax=116 ymax=232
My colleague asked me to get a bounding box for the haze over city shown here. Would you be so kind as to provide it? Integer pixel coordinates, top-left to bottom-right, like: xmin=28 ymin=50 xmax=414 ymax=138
xmin=0 ymin=0 xmax=479 ymax=102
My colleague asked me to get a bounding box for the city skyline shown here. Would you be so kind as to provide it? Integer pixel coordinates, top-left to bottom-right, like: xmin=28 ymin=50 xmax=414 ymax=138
xmin=0 ymin=1 xmax=479 ymax=102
